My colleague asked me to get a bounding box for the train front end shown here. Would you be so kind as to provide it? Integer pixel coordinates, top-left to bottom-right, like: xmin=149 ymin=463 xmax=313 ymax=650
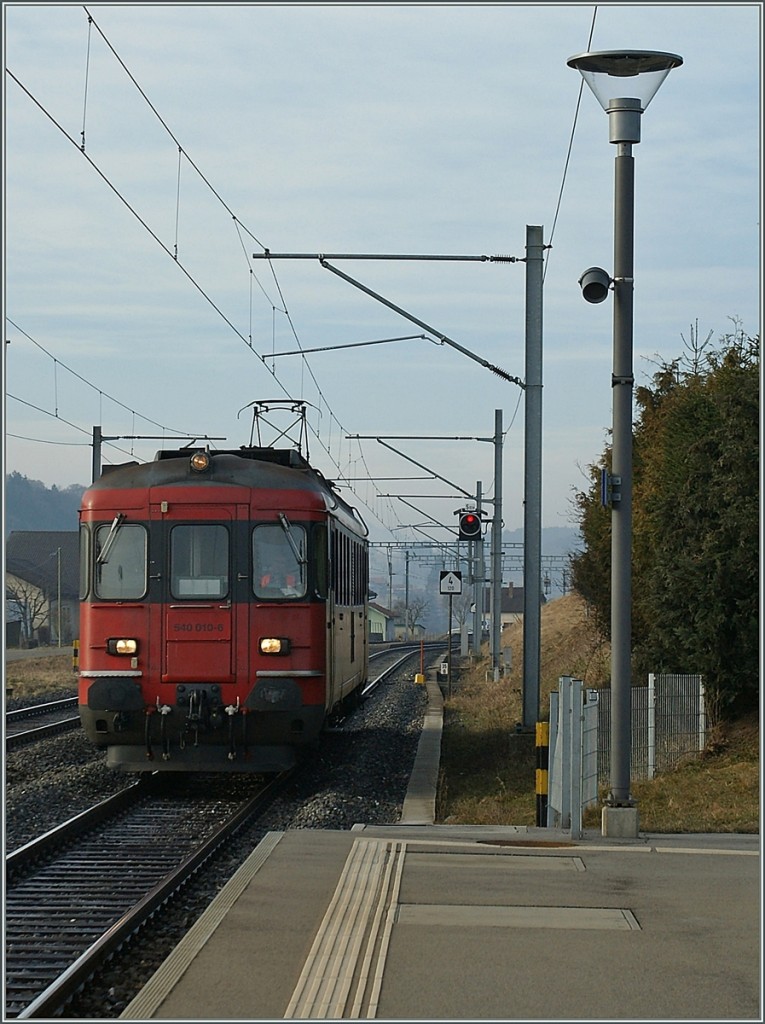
xmin=78 ymin=447 xmax=358 ymax=773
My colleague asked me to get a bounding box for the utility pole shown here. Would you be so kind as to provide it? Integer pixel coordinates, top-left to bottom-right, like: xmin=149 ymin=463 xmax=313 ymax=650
xmin=472 ymin=482 xmax=483 ymax=656
xmin=491 ymin=409 xmax=503 ymax=676
xmin=92 ymin=426 xmax=106 ymax=482
xmin=56 ymin=547 xmax=62 ymax=647
xmin=523 ymin=225 xmax=545 ymax=728
xmin=405 ymin=549 xmax=411 ymax=639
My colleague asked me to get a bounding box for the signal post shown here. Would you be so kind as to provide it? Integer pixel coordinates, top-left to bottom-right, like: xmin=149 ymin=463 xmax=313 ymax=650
xmin=439 ymin=569 xmax=462 ymax=697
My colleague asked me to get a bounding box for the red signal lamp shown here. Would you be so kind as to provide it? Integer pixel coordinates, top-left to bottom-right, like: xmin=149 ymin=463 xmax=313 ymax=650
xmin=458 ymin=511 xmax=482 ymax=540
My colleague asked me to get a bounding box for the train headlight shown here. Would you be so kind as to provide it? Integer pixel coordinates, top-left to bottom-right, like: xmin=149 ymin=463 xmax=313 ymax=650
xmin=259 ymin=637 xmax=291 ymax=655
xmin=190 ymin=450 xmax=211 ymax=473
xmin=107 ymin=638 xmax=139 ymax=656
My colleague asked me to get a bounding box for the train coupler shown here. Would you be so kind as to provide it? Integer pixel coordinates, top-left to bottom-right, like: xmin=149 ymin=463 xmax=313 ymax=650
xmin=159 ymin=705 xmax=172 ymax=760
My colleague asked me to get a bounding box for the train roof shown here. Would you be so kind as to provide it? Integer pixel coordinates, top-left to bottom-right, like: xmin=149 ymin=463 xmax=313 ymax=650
xmin=86 ymin=446 xmax=367 ymax=534
xmin=94 ymin=447 xmax=326 ymax=495
xmin=151 ymin=446 xmax=311 ymax=469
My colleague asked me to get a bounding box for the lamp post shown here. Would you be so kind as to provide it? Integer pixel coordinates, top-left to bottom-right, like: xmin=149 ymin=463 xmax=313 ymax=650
xmin=568 ymin=50 xmax=682 ymax=836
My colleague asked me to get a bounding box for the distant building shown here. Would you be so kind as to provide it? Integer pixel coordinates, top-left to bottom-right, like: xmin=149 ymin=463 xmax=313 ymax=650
xmin=392 ymin=619 xmax=426 ymax=641
xmin=5 ymin=531 xmax=80 ymax=646
xmin=369 ymin=602 xmax=396 ymax=642
xmin=500 ymin=583 xmax=546 ymax=632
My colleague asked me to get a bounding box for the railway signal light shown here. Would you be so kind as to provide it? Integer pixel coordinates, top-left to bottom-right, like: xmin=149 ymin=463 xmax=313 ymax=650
xmin=458 ymin=511 xmax=482 ymax=540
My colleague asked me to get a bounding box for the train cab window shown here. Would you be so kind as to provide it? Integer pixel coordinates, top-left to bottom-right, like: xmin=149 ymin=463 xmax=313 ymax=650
xmin=253 ymin=523 xmax=307 ymax=599
xmin=170 ymin=524 xmax=229 ymax=599
xmin=94 ymin=522 xmax=147 ymax=600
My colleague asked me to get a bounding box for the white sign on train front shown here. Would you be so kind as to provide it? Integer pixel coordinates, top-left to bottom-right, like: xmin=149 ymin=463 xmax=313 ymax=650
xmin=439 ymin=571 xmax=462 ymax=594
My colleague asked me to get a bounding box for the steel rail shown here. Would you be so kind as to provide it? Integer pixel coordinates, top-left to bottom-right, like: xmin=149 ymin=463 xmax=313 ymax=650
xmin=6 ymin=779 xmax=148 ymax=878
xmin=6 ymin=716 xmax=81 ymax=748
xmin=10 ymin=773 xmax=292 ymax=1019
xmin=6 ymin=696 xmax=78 ymax=722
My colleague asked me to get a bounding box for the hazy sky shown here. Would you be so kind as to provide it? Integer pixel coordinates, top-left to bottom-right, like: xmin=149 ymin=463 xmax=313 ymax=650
xmin=4 ymin=3 xmax=761 ymax=552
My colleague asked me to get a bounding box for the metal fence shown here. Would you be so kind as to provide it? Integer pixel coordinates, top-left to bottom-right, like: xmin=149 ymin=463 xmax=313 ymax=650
xmin=547 ymin=678 xmax=600 ymax=836
xmin=597 ymin=674 xmax=705 ymax=784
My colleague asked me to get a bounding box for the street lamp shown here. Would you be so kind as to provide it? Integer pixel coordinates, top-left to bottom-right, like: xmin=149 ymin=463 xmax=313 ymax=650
xmin=568 ymin=49 xmax=682 ymax=837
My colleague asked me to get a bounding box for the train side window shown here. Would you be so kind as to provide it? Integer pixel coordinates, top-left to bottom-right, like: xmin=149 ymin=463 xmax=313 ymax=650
xmin=79 ymin=524 xmax=90 ymax=600
xmin=253 ymin=524 xmax=307 ymax=599
xmin=170 ymin=524 xmax=229 ymax=599
xmin=94 ymin=523 xmax=147 ymax=600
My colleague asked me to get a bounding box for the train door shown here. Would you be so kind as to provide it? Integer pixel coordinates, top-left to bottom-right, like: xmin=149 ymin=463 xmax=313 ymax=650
xmin=327 ymin=525 xmax=341 ymax=709
xmin=159 ymin=508 xmax=243 ymax=684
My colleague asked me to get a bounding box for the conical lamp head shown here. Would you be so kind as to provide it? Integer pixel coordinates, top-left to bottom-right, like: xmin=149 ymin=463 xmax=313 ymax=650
xmin=567 ymin=50 xmax=683 ymax=110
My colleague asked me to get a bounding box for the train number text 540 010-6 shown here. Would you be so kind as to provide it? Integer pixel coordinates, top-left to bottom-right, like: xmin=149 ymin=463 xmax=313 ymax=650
xmin=173 ymin=623 xmax=226 ymax=633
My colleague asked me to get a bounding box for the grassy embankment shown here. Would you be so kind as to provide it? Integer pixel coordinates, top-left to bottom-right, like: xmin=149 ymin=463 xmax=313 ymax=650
xmin=5 ymin=652 xmax=79 ymax=699
xmin=436 ymin=592 xmax=759 ymax=834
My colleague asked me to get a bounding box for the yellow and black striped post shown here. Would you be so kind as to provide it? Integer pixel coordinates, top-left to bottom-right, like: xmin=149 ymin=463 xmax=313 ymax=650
xmin=535 ymin=721 xmax=549 ymax=827
xmin=72 ymin=639 xmax=80 ymax=674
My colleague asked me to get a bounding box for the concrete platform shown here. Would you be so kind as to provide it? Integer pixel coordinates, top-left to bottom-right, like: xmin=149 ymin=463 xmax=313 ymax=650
xmin=121 ymin=825 xmax=760 ymax=1020
xmin=121 ymin=670 xmax=761 ymax=1020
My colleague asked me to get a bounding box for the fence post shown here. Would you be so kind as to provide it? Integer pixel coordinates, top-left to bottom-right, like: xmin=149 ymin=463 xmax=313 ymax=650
xmin=647 ymin=673 xmax=656 ymax=780
xmin=569 ymin=678 xmax=584 ymax=839
xmin=560 ymin=677 xmax=573 ymax=830
xmin=547 ymin=691 xmax=559 ymax=828
xmin=535 ymin=721 xmax=549 ymax=827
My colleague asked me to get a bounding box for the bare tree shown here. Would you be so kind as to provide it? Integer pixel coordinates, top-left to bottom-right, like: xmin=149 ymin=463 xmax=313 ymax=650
xmin=6 ymin=574 xmax=49 ymax=646
xmin=452 ymin=590 xmax=474 ymax=628
xmin=392 ymin=595 xmax=430 ymax=639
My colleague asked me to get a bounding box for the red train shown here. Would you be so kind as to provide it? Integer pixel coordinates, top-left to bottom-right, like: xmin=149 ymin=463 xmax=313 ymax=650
xmin=78 ymin=444 xmax=369 ymax=772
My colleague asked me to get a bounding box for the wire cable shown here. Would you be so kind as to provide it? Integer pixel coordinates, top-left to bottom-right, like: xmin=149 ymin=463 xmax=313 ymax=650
xmin=8 ymin=7 xmax=529 ymax=538
xmin=543 ymin=5 xmax=598 ymax=281
xmin=5 ymin=317 xmax=200 ymax=436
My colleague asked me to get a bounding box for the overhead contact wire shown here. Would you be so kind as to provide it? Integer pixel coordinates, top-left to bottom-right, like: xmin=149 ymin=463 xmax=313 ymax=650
xmin=544 ymin=5 xmax=598 ymax=281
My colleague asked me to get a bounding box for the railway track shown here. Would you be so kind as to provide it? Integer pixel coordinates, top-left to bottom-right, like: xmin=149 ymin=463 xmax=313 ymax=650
xmin=5 ymin=772 xmax=291 ymax=1019
xmin=6 ymin=696 xmax=80 ymax=748
xmin=366 ymin=640 xmax=449 ymax=688
xmin=364 ymin=645 xmax=424 ymax=695
xmin=5 ymin=644 xmax=445 ymax=1019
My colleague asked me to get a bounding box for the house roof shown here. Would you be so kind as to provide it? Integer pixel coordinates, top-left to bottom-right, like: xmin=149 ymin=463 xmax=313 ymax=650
xmin=501 ymin=586 xmax=547 ymax=614
xmin=369 ymin=602 xmax=395 ymax=620
xmin=6 ymin=531 xmax=80 ymax=597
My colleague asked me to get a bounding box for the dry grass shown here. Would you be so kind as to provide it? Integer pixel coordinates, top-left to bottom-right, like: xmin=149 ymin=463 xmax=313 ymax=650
xmin=438 ymin=593 xmax=760 ymax=833
xmin=597 ymin=714 xmax=760 ymax=833
xmin=5 ymin=652 xmax=78 ymax=699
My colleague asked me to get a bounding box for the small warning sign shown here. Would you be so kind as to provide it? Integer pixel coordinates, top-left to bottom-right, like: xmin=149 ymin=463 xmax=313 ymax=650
xmin=440 ymin=570 xmax=462 ymax=595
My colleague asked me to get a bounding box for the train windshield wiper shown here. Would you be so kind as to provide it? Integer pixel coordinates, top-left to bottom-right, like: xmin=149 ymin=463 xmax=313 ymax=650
xmin=277 ymin=513 xmax=307 ymax=566
xmin=96 ymin=513 xmax=126 ymax=565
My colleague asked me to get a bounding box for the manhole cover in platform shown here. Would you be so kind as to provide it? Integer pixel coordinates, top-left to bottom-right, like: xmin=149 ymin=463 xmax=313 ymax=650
xmin=396 ymin=905 xmax=641 ymax=930
xmin=477 ymin=840 xmax=576 ymax=848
